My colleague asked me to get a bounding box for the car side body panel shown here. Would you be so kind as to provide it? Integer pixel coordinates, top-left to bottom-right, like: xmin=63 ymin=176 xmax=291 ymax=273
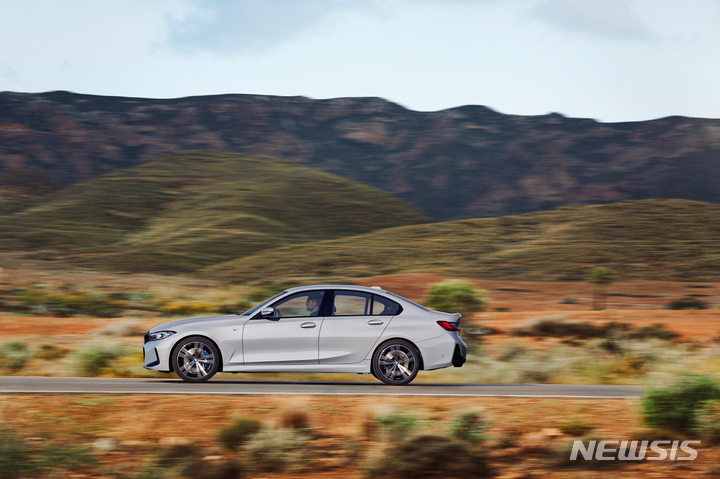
xmin=143 ymin=285 xmax=467 ymax=380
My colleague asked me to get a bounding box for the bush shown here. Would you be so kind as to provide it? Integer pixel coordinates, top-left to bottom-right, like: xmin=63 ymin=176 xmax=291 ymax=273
xmin=158 ymin=300 xmax=213 ymax=316
xmin=216 ymin=300 xmax=252 ymax=315
xmin=95 ymin=320 xmax=142 ymax=337
xmin=281 ymin=411 xmax=310 ymax=430
xmin=374 ymin=414 xmax=418 ymax=442
xmin=693 ymin=399 xmax=720 ymax=444
xmin=217 ymin=418 xmax=262 ymax=450
xmin=451 ymin=412 xmax=488 ymax=443
xmin=666 ymin=297 xmax=709 ymax=310
xmin=0 ymin=429 xmax=96 ymax=479
xmin=556 ymin=418 xmax=593 ymax=436
xmin=626 ymin=324 xmax=677 ymax=341
xmin=2 ymin=342 xmax=30 ymax=373
xmin=642 ymin=374 xmax=720 ymax=432
xmin=424 ymin=279 xmax=489 ymax=314
xmin=14 ymin=287 xmax=126 ymax=317
xmin=0 ymin=428 xmax=32 ymax=479
xmin=35 ymin=344 xmax=70 ymax=360
xmin=73 ymin=344 xmax=125 ymax=376
xmin=511 ymin=316 xmax=604 ymax=339
xmin=242 ymin=429 xmax=313 ymax=473
xmin=363 ymin=435 xmax=492 ymax=478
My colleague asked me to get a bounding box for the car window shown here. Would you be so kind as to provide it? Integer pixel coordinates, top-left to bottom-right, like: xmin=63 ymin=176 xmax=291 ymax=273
xmin=267 ymin=291 xmax=326 ymax=318
xmin=372 ymin=295 xmax=401 ymax=316
xmin=332 ymin=291 xmax=372 ymax=316
xmin=383 ymin=291 xmax=429 ymax=311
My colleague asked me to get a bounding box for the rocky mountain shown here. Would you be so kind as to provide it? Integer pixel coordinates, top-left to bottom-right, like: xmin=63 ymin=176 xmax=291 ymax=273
xmin=1 ymin=90 xmax=719 ymax=220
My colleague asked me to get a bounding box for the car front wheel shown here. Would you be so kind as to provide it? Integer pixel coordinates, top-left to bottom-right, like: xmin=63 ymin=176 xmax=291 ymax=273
xmin=372 ymin=339 xmax=420 ymax=385
xmin=172 ymin=336 xmax=220 ymax=383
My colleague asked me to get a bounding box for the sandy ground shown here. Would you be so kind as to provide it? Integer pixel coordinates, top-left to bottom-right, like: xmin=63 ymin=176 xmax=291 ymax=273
xmin=2 ymin=270 xmax=720 ymax=477
xmin=2 ymin=394 xmax=718 ymax=479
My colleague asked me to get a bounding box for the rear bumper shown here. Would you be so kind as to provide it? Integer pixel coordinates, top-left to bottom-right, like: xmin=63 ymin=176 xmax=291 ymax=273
xmin=452 ymin=343 xmax=466 ymax=367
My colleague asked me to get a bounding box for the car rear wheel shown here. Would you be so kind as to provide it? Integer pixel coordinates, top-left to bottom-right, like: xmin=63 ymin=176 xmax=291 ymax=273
xmin=172 ymin=336 xmax=219 ymax=383
xmin=372 ymin=339 xmax=420 ymax=385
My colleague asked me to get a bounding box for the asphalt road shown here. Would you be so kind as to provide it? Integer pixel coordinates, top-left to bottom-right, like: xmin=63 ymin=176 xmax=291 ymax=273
xmin=0 ymin=377 xmax=643 ymax=398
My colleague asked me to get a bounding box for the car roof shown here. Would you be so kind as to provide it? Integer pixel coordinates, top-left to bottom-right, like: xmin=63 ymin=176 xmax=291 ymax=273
xmin=285 ymin=284 xmax=384 ymax=293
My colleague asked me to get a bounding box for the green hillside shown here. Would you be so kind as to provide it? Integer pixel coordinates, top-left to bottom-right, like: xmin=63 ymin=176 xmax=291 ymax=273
xmin=0 ymin=150 xmax=428 ymax=273
xmin=200 ymin=199 xmax=720 ymax=282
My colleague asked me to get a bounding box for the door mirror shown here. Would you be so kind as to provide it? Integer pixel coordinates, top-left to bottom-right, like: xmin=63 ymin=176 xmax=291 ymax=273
xmin=259 ymin=307 xmax=275 ymax=318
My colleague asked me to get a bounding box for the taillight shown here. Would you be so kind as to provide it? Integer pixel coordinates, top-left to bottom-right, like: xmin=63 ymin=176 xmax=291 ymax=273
xmin=437 ymin=321 xmax=460 ymax=332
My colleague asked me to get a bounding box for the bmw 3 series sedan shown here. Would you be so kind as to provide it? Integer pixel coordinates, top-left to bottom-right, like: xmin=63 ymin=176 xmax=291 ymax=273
xmin=143 ymin=285 xmax=466 ymax=385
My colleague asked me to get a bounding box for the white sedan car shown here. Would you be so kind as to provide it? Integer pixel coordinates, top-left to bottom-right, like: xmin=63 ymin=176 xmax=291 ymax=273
xmin=143 ymin=285 xmax=466 ymax=385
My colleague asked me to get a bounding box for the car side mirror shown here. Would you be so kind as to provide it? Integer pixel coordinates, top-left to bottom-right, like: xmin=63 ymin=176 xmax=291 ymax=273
xmin=259 ymin=307 xmax=275 ymax=318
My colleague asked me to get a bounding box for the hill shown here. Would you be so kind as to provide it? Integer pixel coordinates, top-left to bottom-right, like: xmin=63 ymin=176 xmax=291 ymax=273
xmin=199 ymin=199 xmax=720 ymax=283
xmin=1 ymin=91 xmax=720 ymax=220
xmin=0 ymin=150 xmax=427 ymax=273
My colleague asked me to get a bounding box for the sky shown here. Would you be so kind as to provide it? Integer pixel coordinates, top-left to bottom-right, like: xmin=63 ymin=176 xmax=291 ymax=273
xmin=0 ymin=0 xmax=718 ymax=122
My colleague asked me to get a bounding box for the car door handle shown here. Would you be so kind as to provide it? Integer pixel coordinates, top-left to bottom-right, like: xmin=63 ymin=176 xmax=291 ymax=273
xmin=300 ymin=322 xmax=317 ymax=328
xmin=367 ymin=320 xmax=384 ymax=325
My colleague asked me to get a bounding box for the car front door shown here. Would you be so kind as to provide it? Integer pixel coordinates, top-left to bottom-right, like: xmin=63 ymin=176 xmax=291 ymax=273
xmin=243 ymin=291 xmax=327 ymax=365
xmin=318 ymin=291 xmax=393 ymax=364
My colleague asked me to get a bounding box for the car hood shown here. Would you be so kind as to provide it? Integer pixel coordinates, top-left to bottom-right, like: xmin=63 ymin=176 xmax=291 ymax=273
xmin=150 ymin=314 xmax=237 ymax=332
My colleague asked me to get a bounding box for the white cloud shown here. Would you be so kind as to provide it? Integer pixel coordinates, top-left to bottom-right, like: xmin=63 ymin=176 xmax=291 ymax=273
xmin=164 ymin=0 xmax=379 ymax=55
xmin=529 ymin=0 xmax=657 ymax=40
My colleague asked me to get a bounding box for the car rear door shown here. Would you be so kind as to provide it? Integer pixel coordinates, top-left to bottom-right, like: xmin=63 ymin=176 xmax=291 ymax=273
xmin=318 ymin=290 xmax=393 ymax=364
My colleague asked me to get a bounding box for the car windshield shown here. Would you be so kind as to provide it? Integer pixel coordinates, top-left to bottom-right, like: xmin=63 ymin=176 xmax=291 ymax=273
xmin=382 ymin=291 xmax=431 ymax=312
xmin=239 ymin=291 xmax=288 ymax=316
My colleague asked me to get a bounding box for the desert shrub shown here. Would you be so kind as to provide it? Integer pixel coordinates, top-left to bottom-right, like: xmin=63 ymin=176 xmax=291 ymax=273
xmin=216 ymin=300 xmax=252 ymax=315
xmin=34 ymin=344 xmax=70 ymax=360
xmin=451 ymin=412 xmax=488 ymax=443
xmin=158 ymin=300 xmax=213 ymax=316
xmin=281 ymin=411 xmax=310 ymax=430
xmin=247 ymin=281 xmax=297 ymax=303
xmin=95 ymin=320 xmax=142 ymax=337
xmin=424 ymin=280 xmax=489 ymax=314
xmin=155 ymin=442 xmax=244 ymax=479
xmin=497 ymin=343 xmax=527 ymax=362
xmin=242 ymin=428 xmax=313 ymax=473
xmin=666 ymin=297 xmax=709 ymax=310
xmin=33 ymin=443 xmax=96 ymax=475
xmin=511 ymin=316 xmax=604 ymax=339
xmin=14 ymin=287 xmax=125 ymax=317
xmin=2 ymin=342 xmax=30 ymax=373
xmin=217 ymin=418 xmax=262 ymax=450
xmin=556 ymin=418 xmax=593 ymax=436
xmin=642 ymin=374 xmax=720 ymax=432
xmin=0 ymin=430 xmax=96 ymax=479
xmin=693 ymin=399 xmax=720 ymax=444
xmin=626 ymin=324 xmax=677 ymax=341
xmin=73 ymin=343 xmax=125 ymax=376
xmin=363 ymin=435 xmax=492 ymax=478
xmin=374 ymin=413 xmax=418 ymax=441
xmin=550 ymin=437 xmax=623 ymax=469
xmin=0 ymin=428 xmax=32 ymax=479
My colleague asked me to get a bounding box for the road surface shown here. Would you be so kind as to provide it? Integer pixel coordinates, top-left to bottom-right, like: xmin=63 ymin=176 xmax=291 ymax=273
xmin=0 ymin=377 xmax=643 ymax=398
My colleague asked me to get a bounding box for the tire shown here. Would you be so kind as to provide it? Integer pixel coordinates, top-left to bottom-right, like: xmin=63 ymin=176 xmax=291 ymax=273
xmin=371 ymin=339 xmax=420 ymax=385
xmin=171 ymin=336 xmax=220 ymax=383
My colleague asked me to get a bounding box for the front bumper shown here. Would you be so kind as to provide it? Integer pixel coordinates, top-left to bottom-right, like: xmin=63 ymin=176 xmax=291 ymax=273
xmin=142 ymin=339 xmax=173 ymax=372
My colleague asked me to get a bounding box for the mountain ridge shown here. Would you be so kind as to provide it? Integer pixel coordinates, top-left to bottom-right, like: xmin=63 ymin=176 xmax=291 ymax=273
xmin=1 ymin=90 xmax=719 ymax=220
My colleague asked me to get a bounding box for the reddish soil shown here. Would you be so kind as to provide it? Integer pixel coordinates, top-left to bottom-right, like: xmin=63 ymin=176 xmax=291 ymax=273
xmin=3 ymin=394 xmax=718 ymax=479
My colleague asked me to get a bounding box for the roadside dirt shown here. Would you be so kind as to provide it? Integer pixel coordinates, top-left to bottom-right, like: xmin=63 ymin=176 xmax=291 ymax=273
xmin=2 ymin=394 xmax=717 ymax=479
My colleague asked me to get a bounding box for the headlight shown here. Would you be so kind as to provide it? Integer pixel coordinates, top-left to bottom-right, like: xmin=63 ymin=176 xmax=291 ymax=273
xmin=145 ymin=330 xmax=176 ymax=342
